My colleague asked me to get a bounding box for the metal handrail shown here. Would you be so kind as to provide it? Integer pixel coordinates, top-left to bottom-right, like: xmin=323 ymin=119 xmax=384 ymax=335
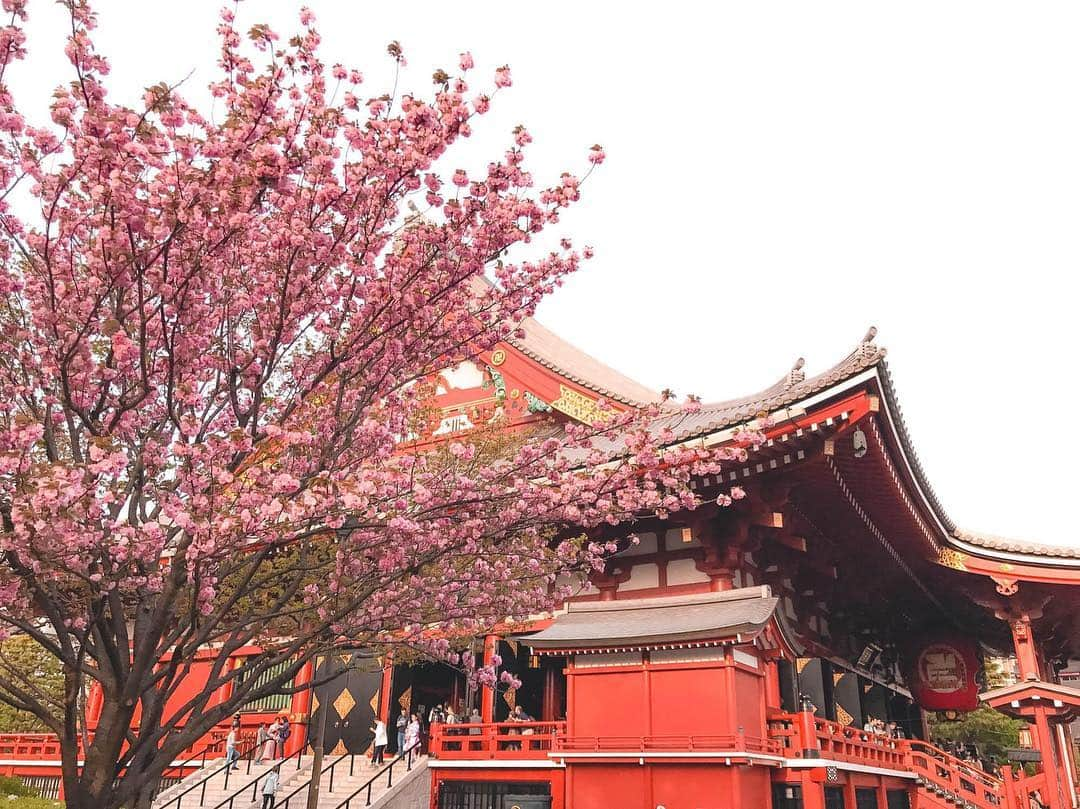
xmin=151 ymin=744 xmax=212 ymax=805
xmin=329 ymin=743 xmax=420 ymax=809
xmin=210 ymin=742 xmax=307 ymax=809
xmin=159 ymin=737 xmax=261 ymax=809
xmin=274 ymin=751 xmax=354 ymax=809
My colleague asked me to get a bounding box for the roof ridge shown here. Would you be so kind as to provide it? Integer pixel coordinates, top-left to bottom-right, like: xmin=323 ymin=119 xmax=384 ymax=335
xmin=509 ymin=315 xmax=663 ymax=406
xmin=952 ymin=527 xmax=1080 ymax=560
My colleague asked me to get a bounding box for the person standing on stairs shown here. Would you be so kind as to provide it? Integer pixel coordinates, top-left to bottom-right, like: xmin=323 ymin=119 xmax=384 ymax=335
xmin=395 ymin=708 xmax=407 ymax=755
xmin=370 ymin=718 xmax=387 ymax=765
xmin=254 ymin=723 xmax=270 ymax=764
xmin=278 ymin=715 xmax=292 ymax=756
xmin=261 ymin=768 xmax=279 ymax=809
xmin=226 ymin=720 xmax=241 ymax=771
xmin=264 ymin=718 xmax=281 ymax=761
xmin=404 ymin=713 xmax=420 ymax=753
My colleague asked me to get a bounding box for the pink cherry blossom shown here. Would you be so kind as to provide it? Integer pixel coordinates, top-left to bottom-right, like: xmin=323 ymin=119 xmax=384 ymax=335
xmin=0 ymin=5 xmax=761 ymax=808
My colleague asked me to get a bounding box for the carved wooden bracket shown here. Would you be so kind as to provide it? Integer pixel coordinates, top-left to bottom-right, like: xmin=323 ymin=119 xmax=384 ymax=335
xmin=992 ymin=576 xmax=1019 ymax=597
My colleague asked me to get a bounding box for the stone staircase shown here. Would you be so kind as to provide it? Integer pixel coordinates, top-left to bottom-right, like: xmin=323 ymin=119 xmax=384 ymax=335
xmin=153 ymin=758 xmax=306 ymax=809
xmin=273 ymin=753 xmax=428 ymax=809
xmin=153 ymin=751 xmax=427 ymax=809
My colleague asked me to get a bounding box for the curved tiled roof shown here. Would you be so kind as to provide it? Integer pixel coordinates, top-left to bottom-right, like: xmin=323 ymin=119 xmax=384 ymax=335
xmin=642 ymin=329 xmax=1078 ymax=564
xmin=518 ymin=587 xmax=778 ymax=651
xmin=511 ymin=315 xmax=663 ymax=406
xmin=951 ymin=529 xmax=1080 ymax=561
xmin=487 ymin=280 xmax=1078 ymax=565
xmin=468 ymin=273 xmax=661 ymax=406
xmin=650 ymin=339 xmax=887 ymax=443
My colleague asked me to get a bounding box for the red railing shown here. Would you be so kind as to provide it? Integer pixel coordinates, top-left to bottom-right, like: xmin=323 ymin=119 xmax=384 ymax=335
xmin=770 ymin=712 xmax=1007 ymax=809
xmin=429 ymin=722 xmax=564 ymax=760
xmin=1002 ymin=770 xmax=1048 ymax=809
xmin=769 ymin=714 xmax=908 ymax=768
xmin=430 ymin=724 xmax=782 ymax=761
xmin=0 ymin=734 xmax=65 ymax=760
xmin=555 ymin=733 xmax=782 ymax=756
xmin=0 ymin=725 xmax=251 ymax=765
xmin=906 ymin=739 xmax=1004 ymax=808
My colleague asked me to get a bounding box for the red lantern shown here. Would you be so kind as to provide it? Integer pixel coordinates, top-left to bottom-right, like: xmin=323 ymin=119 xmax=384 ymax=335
xmin=905 ymin=637 xmax=981 ymax=712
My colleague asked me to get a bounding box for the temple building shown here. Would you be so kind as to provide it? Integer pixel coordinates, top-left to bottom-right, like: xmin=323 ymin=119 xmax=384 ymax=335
xmin=2 ymin=323 xmax=1078 ymax=809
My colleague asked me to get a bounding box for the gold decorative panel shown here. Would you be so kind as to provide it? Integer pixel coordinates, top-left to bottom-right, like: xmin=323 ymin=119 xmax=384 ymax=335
xmin=550 ymin=385 xmax=604 ymax=424
xmin=333 ymin=688 xmax=356 ymax=719
xmin=937 ymin=549 xmax=967 ymax=571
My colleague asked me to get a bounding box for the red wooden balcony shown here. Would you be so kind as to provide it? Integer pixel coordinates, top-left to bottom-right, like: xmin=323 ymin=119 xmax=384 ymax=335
xmin=429 ymin=724 xmax=782 ymax=762
xmin=429 ymin=721 xmax=565 ymax=760
xmin=554 ymin=733 xmax=782 ymax=757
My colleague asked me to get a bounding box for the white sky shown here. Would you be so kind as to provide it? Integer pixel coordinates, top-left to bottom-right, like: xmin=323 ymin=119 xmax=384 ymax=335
xmin=10 ymin=1 xmax=1079 ymax=548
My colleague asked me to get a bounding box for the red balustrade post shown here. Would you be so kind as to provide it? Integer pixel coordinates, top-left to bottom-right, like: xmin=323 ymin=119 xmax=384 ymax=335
xmin=1000 ymin=766 xmax=1018 ymax=809
xmin=481 ymin=636 xmax=497 ymax=724
xmin=377 ymin=653 xmax=394 ymax=724
xmin=797 ymin=710 xmax=821 ymax=759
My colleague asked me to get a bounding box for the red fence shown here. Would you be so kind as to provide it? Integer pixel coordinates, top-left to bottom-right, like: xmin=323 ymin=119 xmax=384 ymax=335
xmin=429 ymin=722 xmax=565 ymax=760
xmin=429 ymin=723 xmax=781 ymax=762
xmin=554 ymin=733 xmax=781 ymax=756
xmin=0 ymin=734 xmax=64 ymax=760
xmin=0 ymin=725 xmax=250 ymax=765
xmin=770 ymin=712 xmax=1008 ymax=809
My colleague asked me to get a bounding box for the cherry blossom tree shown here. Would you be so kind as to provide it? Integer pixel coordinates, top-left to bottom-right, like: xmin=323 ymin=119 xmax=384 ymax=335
xmin=0 ymin=4 xmax=755 ymax=808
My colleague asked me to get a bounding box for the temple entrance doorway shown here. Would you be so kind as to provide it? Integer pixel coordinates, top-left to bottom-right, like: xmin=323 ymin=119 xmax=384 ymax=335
xmin=389 ymin=662 xmax=466 ymax=751
xmin=493 ymin=641 xmax=565 ymax=722
xmin=310 ymin=650 xmax=382 ymax=755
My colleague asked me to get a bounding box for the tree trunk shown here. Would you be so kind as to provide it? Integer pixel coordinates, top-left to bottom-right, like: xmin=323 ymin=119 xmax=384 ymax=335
xmin=64 ymin=695 xmax=140 ymax=809
xmin=305 ymin=703 xmax=327 ymax=809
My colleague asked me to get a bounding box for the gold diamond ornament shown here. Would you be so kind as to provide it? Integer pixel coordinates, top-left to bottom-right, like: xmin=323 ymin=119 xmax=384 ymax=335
xmin=333 ymin=688 xmax=356 ymax=719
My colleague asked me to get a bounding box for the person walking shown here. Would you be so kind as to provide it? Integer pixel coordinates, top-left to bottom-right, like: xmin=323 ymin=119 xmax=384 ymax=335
xmin=225 ymin=721 xmax=241 ymax=771
xmin=261 ymin=768 xmax=279 ymax=809
xmin=395 ymin=708 xmax=407 ymax=754
xmin=370 ymin=718 xmax=387 ymax=765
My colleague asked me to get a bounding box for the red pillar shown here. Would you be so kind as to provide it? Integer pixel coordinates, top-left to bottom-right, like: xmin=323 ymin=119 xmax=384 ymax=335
xmin=764 ymin=659 xmax=782 ymax=710
xmin=1000 ymin=766 xmax=1019 ymax=809
xmin=481 ymin=635 xmax=498 ymax=724
xmin=286 ymin=659 xmax=314 ymax=756
xmin=1032 ymin=705 xmax=1067 ymax=809
xmin=1011 ymin=616 xmax=1043 ymax=681
xmin=799 ymin=772 xmax=825 ymax=809
xmin=85 ymin=682 xmax=105 ymax=729
xmin=1056 ymin=724 xmax=1079 ymax=806
xmin=378 ymin=653 xmax=394 ymax=724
